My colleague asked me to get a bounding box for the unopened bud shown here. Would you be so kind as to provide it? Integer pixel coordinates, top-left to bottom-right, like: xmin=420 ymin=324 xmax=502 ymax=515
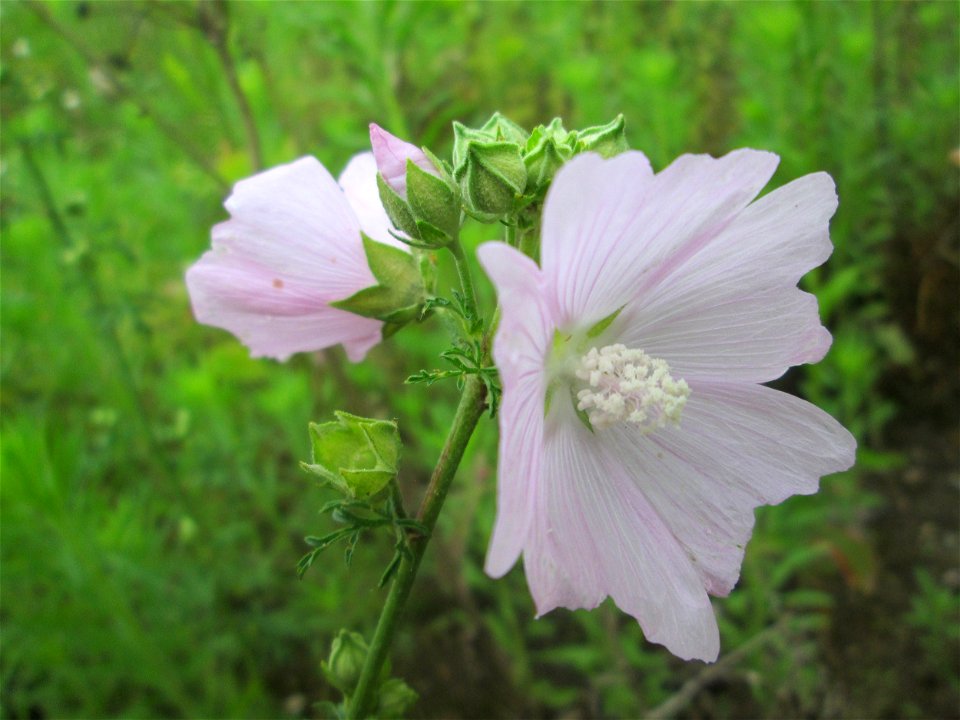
xmin=456 ymin=141 xmax=526 ymax=219
xmin=369 ymin=123 xmax=436 ymax=198
xmin=375 ymin=678 xmax=419 ymax=719
xmin=371 ymin=124 xmax=459 ymax=246
xmin=576 ymin=114 xmax=629 ymax=158
xmin=479 ymin=111 xmax=530 ymax=146
xmin=322 ymin=630 xmax=368 ymax=694
xmin=523 ymin=118 xmax=576 ymax=193
xmin=301 ymin=411 xmax=401 ymax=500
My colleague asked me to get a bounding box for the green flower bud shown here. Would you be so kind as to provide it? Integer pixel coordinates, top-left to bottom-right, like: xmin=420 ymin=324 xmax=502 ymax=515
xmin=451 ymin=121 xmax=494 ymax=174
xmin=576 ymin=114 xmax=629 ymax=158
xmin=375 ymin=678 xmax=419 ymax=719
xmin=301 ymin=412 xmax=401 ymax=500
xmin=456 ymin=140 xmax=526 ymax=219
xmin=523 ymin=118 xmax=576 ymax=193
xmin=321 ymin=630 xmax=369 ymax=694
xmin=479 ymin=111 xmax=530 ymax=146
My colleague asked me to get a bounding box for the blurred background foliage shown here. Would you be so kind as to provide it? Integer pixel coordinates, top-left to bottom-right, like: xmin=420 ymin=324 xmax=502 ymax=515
xmin=2 ymin=1 xmax=958 ymax=718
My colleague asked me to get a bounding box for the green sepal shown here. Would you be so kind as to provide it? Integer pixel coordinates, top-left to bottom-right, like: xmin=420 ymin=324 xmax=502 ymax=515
xmin=585 ymin=305 xmax=624 ymax=339
xmin=363 ymin=233 xmax=418 ymax=289
xmin=570 ymin=386 xmax=595 ymax=434
xmin=330 ymin=234 xmax=424 ymax=325
xmin=523 ymin=120 xmax=575 ymax=194
xmin=479 ymin=111 xmax=530 ymax=145
xmin=452 ymin=121 xmax=494 ymax=172
xmin=456 ymin=140 xmax=526 ymax=218
xmin=405 ymin=158 xmax=460 ymax=240
xmin=303 ymin=411 xmax=401 ymax=500
xmin=414 ymin=219 xmax=452 ymax=248
xmin=421 ymin=145 xmax=454 ymax=180
xmin=576 ymin=114 xmax=628 ymax=158
xmin=376 ymin=172 xmax=420 ymax=239
xmin=330 ymin=285 xmax=402 ymax=320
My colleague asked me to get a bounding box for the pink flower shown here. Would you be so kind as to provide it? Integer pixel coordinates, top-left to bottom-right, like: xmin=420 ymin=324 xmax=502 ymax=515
xmin=369 ymin=123 xmax=439 ymax=198
xmin=478 ymin=150 xmax=856 ymax=661
xmin=186 ymin=153 xmax=403 ymax=362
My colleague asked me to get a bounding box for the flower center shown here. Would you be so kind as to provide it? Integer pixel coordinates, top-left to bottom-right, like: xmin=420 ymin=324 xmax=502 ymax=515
xmin=575 ymin=344 xmax=690 ymax=432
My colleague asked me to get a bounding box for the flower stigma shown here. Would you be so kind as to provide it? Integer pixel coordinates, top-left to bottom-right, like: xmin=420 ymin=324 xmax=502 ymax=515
xmin=575 ymin=344 xmax=690 ymax=432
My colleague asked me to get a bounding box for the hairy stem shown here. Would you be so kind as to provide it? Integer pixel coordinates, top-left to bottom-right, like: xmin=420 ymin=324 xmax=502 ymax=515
xmin=448 ymin=238 xmax=481 ymax=329
xmin=347 ymin=375 xmax=487 ymax=719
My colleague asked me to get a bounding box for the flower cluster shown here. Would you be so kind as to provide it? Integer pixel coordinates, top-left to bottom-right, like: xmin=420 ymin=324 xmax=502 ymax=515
xmin=185 ymin=115 xmax=855 ymax=663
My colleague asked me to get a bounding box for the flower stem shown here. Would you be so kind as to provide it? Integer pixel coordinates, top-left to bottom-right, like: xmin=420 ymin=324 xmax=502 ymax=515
xmin=347 ymin=375 xmax=487 ymax=719
xmin=448 ymin=238 xmax=480 ymax=330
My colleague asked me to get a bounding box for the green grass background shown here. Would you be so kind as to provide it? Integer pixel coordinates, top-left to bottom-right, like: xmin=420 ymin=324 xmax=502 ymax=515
xmin=2 ymin=1 xmax=958 ymax=718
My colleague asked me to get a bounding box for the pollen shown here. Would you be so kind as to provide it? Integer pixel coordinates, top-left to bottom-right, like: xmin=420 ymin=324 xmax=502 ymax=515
xmin=575 ymin=344 xmax=690 ymax=432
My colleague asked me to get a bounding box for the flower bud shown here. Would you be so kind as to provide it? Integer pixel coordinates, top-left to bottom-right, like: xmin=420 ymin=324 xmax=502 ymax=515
xmin=301 ymin=411 xmax=401 ymax=500
xmin=523 ymin=118 xmax=576 ymax=194
xmin=321 ymin=630 xmax=369 ymax=694
xmin=479 ymin=111 xmax=530 ymax=146
xmin=375 ymin=678 xmax=419 ymax=719
xmin=456 ymin=140 xmax=526 ymax=219
xmin=369 ymin=123 xmax=437 ymax=198
xmin=576 ymin=114 xmax=629 ymax=158
xmin=451 ymin=120 xmax=494 ymax=174
xmin=370 ymin=124 xmax=460 ymax=246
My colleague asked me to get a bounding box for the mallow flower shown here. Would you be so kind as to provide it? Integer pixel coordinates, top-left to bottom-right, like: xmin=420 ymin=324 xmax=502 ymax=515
xmin=478 ymin=150 xmax=856 ymax=662
xmin=186 ymin=152 xmax=402 ymax=362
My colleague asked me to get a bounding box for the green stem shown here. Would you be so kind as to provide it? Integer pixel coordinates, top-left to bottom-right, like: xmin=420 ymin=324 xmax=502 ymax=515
xmin=347 ymin=375 xmax=487 ymax=719
xmin=448 ymin=238 xmax=480 ymax=329
xmin=518 ymin=220 xmax=541 ymax=264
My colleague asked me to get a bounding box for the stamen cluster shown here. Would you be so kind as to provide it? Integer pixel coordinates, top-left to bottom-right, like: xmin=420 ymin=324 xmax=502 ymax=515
xmin=575 ymin=344 xmax=690 ymax=432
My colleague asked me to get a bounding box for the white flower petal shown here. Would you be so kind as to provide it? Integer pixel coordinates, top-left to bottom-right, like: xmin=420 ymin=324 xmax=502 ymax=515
xmin=616 ymin=172 xmax=838 ymax=382
xmin=529 ymin=403 xmax=720 ymax=661
xmin=186 ymin=156 xmax=384 ymax=361
xmin=477 ymin=242 xmax=555 ymax=576
xmin=542 ymin=149 xmax=779 ymax=329
xmin=338 ymin=151 xmax=406 ymax=249
xmin=186 ymin=249 xmax=382 ymax=361
xmin=618 ymin=286 xmax=832 ymax=383
xmin=216 ymin=157 xmax=372 ymax=288
xmin=601 ymin=382 xmax=855 ymax=596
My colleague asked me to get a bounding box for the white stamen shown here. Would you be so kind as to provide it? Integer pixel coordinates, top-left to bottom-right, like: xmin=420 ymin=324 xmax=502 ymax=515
xmin=575 ymin=344 xmax=689 ymax=432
